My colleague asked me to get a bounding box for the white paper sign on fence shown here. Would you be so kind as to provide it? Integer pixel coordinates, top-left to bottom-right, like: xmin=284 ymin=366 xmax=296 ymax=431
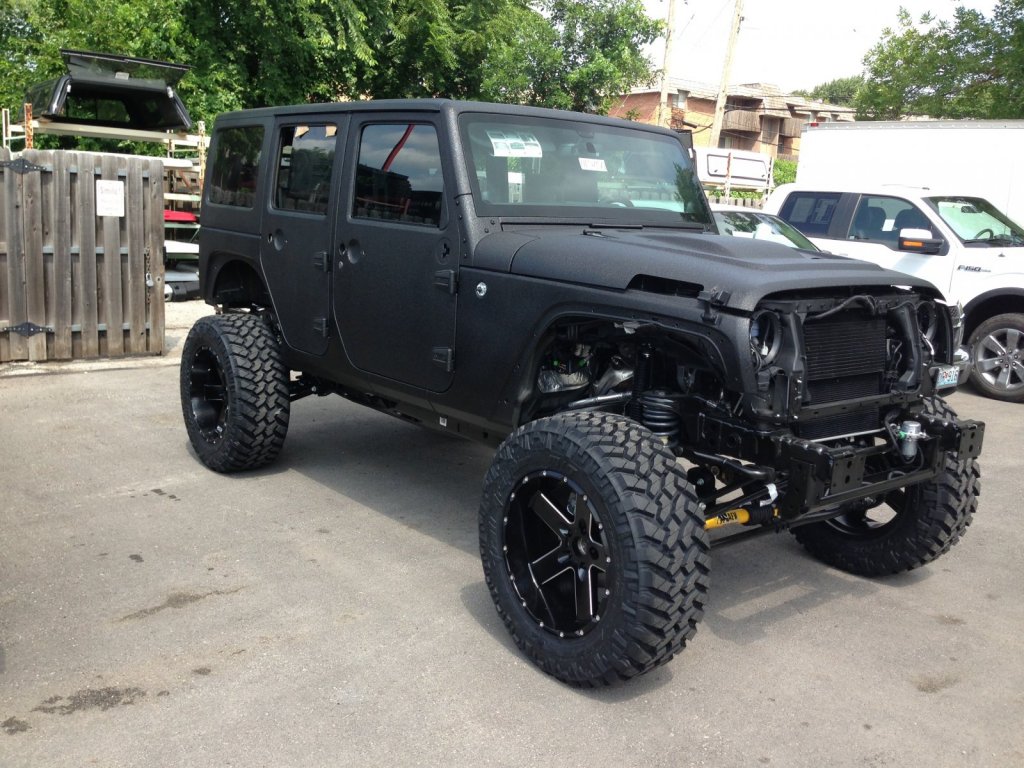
xmin=96 ymin=180 xmax=125 ymax=217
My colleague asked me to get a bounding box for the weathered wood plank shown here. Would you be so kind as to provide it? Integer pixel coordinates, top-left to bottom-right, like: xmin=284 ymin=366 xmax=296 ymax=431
xmin=51 ymin=150 xmax=73 ymax=359
xmin=100 ymin=154 xmax=124 ymax=356
xmin=78 ymin=153 xmax=99 ymax=358
xmin=147 ymin=157 xmax=166 ymax=354
xmin=0 ymin=147 xmax=10 ymax=362
xmin=22 ymin=149 xmax=47 ymax=361
xmin=125 ymin=157 xmax=146 ymax=355
xmin=4 ymin=148 xmax=28 ymax=361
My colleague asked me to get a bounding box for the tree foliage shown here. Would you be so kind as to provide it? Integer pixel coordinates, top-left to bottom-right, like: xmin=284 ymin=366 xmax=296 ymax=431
xmin=481 ymin=0 xmax=660 ymax=112
xmin=792 ymin=76 xmax=864 ymax=107
xmin=773 ymin=157 xmax=796 ymax=187
xmin=855 ymin=1 xmax=1024 ymax=119
xmin=0 ymin=0 xmax=661 ymax=132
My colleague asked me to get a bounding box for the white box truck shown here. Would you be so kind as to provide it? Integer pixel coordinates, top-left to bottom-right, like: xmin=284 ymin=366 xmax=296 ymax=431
xmin=765 ymin=123 xmax=1024 ymax=401
xmin=795 ymin=120 xmax=1024 ymax=224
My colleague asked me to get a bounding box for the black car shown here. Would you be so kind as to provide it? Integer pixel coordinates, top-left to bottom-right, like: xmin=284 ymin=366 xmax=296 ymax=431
xmin=181 ymin=100 xmax=983 ymax=686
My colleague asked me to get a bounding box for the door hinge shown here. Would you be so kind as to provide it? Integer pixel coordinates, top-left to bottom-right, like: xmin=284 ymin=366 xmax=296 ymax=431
xmin=312 ymin=317 xmax=329 ymax=338
xmin=0 ymin=322 xmax=52 ymax=337
xmin=433 ymin=269 xmax=457 ymax=294
xmin=432 ymin=346 xmax=454 ymax=372
xmin=313 ymin=250 xmax=331 ymax=272
xmin=0 ymin=157 xmax=46 ymax=175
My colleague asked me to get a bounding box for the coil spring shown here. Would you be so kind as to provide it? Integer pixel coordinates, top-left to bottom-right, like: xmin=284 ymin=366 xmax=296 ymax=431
xmin=640 ymin=391 xmax=680 ymax=447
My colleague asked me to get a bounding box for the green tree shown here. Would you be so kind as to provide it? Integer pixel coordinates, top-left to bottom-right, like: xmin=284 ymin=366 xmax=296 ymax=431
xmin=179 ymin=0 xmax=378 ymax=118
xmin=1 ymin=0 xmax=662 ymax=132
xmin=481 ymin=0 xmax=661 ymax=113
xmin=1 ymin=0 xmax=189 ymax=114
xmin=992 ymin=0 xmax=1024 ymax=117
xmin=0 ymin=1 xmax=40 ymax=114
xmin=773 ymin=157 xmax=796 ymax=187
xmin=0 ymin=0 xmax=191 ymax=151
xmin=855 ymin=1 xmax=1024 ymax=119
xmin=792 ymin=76 xmax=864 ymax=107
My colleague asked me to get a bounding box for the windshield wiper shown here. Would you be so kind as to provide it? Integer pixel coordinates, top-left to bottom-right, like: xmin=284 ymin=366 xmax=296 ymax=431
xmin=963 ymin=236 xmax=1021 ymax=245
xmin=987 ymin=235 xmax=1024 ymax=246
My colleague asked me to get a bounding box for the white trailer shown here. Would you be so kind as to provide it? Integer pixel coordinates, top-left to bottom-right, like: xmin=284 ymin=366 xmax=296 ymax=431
xmin=796 ymin=120 xmax=1024 ymax=226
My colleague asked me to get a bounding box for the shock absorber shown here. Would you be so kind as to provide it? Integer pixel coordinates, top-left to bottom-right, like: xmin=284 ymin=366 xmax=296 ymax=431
xmin=628 ymin=346 xmax=652 ymax=421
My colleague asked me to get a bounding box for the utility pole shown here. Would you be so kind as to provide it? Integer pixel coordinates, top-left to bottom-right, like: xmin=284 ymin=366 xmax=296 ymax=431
xmin=710 ymin=0 xmax=744 ymax=148
xmin=657 ymin=0 xmax=680 ymax=129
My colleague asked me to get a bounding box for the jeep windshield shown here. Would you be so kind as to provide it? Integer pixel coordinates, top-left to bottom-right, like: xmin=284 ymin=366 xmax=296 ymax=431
xmin=925 ymin=196 xmax=1024 ymax=246
xmin=459 ymin=113 xmax=712 ymax=229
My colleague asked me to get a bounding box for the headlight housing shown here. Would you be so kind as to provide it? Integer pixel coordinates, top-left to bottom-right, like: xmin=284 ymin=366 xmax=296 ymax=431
xmin=749 ymin=309 xmax=782 ymax=370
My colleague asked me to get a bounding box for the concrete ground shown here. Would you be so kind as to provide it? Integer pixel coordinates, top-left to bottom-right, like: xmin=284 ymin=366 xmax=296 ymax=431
xmin=1 ymin=301 xmax=1021 ymax=767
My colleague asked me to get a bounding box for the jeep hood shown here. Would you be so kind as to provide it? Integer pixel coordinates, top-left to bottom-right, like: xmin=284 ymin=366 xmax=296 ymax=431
xmin=474 ymin=228 xmax=938 ymax=312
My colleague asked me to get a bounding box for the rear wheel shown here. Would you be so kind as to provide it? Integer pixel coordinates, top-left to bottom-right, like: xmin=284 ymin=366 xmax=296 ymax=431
xmin=793 ymin=397 xmax=979 ymax=576
xmin=180 ymin=313 xmax=290 ymax=472
xmin=479 ymin=411 xmax=710 ymax=686
xmin=967 ymin=313 xmax=1024 ymax=402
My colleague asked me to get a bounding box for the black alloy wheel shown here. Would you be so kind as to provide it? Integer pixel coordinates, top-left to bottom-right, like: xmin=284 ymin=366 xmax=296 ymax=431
xmin=480 ymin=411 xmax=710 ymax=686
xmin=504 ymin=469 xmax=611 ymax=638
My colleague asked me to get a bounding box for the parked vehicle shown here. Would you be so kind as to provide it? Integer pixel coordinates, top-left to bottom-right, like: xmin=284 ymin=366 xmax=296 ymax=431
xmin=765 ymin=182 xmax=1024 ymax=401
xmin=694 ymin=147 xmax=773 ymax=196
xmin=710 ymin=204 xmax=820 ymax=251
xmin=181 ymin=100 xmax=983 ymax=686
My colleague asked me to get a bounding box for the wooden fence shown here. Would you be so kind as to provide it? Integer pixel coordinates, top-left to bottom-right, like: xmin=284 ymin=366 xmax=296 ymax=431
xmin=0 ymin=148 xmax=165 ymax=362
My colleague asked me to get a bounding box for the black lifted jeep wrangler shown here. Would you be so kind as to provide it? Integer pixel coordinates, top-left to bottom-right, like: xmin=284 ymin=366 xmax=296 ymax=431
xmin=182 ymin=100 xmax=984 ymax=686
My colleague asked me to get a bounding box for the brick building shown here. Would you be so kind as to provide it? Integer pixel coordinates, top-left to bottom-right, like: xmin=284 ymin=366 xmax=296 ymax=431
xmin=608 ymin=78 xmax=855 ymax=161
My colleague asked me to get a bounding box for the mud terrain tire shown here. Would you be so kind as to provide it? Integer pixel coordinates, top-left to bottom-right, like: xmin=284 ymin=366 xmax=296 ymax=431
xmin=181 ymin=313 xmax=290 ymax=472
xmin=793 ymin=397 xmax=979 ymax=576
xmin=479 ymin=411 xmax=710 ymax=686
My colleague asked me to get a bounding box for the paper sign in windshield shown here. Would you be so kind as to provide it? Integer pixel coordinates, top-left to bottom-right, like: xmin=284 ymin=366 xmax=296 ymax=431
xmin=487 ymin=131 xmax=543 ymax=158
xmin=579 ymin=157 xmax=607 ymax=172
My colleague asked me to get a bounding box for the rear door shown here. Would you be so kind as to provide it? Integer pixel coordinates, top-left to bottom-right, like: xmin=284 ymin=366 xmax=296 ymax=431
xmin=261 ymin=116 xmax=346 ymax=355
xmin=333 ymin=116 xmax=456 ymax=392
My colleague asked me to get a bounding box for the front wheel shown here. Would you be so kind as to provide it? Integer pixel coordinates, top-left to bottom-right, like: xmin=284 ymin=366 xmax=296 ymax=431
xmin=967 ymin=313 xmax=1024 ymax=402
xmin=479 ymin=411 xmax=710 ymax=686
xmin=180 ymin=312 xmax=290 ymax=472
xmin=793 ymin=397 xmax=979 ymax=576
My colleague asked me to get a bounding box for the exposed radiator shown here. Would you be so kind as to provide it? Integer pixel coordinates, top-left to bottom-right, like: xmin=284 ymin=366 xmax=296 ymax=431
xmin=799 ymin=314 xmax=886 ymax=439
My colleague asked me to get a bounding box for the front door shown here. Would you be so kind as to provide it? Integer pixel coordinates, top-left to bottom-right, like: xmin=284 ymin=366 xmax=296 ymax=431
xmin=334 ymin=119 xmax=457 ymax=392
xmin=261 ymin=117 xmax=345 ymax=355
xmin=836 ymin=195 xmax=953 ymax=298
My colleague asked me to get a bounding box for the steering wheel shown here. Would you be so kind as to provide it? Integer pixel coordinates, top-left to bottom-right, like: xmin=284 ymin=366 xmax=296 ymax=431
xmin=974 ymin=228 xmax=995 ymax=239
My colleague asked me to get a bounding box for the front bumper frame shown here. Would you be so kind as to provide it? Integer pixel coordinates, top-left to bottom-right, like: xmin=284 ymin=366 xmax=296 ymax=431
xmin=690 ymin=410 xmax=985 ymax=519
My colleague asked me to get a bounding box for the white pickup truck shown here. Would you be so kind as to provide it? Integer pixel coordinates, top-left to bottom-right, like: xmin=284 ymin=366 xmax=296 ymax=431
xmin=764 ymin=183 xmax=1024 ymax=402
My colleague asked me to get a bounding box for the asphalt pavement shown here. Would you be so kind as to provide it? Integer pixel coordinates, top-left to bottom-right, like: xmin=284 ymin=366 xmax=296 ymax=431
xmin=1 ymin=301 xmax=1022 ymax=767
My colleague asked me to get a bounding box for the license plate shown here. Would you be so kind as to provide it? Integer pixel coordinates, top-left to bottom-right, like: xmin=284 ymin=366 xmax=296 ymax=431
xmin=935 ymin=365 xmax=959 ymax=389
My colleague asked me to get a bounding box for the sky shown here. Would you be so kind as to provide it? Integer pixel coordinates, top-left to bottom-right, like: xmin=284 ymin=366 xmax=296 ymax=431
xmin=643 ymin=0 xmax=999 ymax=93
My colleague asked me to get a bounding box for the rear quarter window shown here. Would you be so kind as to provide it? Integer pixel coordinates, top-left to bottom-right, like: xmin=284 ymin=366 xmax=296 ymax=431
xmin=208 ymin=126 xmax=265 ymax=208
xmin=778 ymin=192 xmax=841 ymax=237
